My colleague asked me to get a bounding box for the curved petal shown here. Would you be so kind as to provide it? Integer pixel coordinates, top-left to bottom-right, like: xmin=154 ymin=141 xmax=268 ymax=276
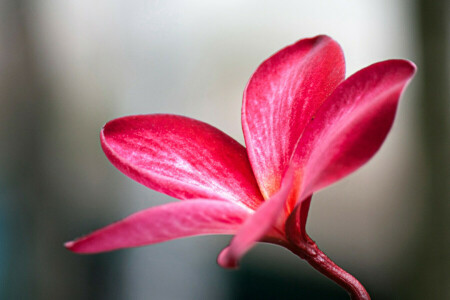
xmin=242 ymin=35 xmax=345 ymax=199
xmin=65 ymin=200 xmax=252 ymax=254
xmin=101 ymin=114 xmax=263 ymax=209
xmin=285 ymin=195 xmax=312 ymax=244
xmin=293 ymin=60 xmax=416 ymax=197
xmin=217 ymin=168 xmax=295 ymax=268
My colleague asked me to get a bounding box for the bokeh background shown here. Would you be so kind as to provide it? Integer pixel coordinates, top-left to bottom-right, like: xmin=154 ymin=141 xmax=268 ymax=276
xmin=0 ymin=0 xmax=448 ymax=299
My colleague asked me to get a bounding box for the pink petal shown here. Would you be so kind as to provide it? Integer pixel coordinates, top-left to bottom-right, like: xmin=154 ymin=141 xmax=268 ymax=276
xmin=293 ymin=60 xmax=416 ymax=197
xmin=285 ymin=195 xmax=312 ymax=244
xmin=65 ymin=200 xmax=252 ymax=253
xmin=101 ymin=114 xmax=263 ymax=209
xmin=242 ymin=35 xmax=345 ymax=199
xmin=217 ymin=168 xmax=295 ymax=268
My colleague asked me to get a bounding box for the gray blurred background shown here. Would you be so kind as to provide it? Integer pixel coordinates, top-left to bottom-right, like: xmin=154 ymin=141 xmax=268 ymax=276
xmin=0 ymin=0 xmax=448 ymax=299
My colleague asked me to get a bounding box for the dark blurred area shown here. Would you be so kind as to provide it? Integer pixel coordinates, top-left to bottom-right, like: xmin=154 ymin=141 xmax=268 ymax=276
xmin=0 ymin=1 xmax=448 ymax=299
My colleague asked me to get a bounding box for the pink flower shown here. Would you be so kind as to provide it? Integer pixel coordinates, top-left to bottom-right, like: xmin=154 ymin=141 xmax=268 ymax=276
xmin=66 ymin=35 xmax=415 ymax=299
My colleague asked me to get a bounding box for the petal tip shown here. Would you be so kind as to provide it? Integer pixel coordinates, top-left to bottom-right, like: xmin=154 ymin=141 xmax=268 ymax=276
xmin=406 ymin=59 xmax=417 ymax=71
xmin=383 ymin=59 xmax=417 ymax=77
xmin=217 ymin=247 xmax=239 ymax=270
xmin=396 ymin=59 xmax=417 ymax=75
xmin=64 ymin=240 xmax=82 ymax=253
xmin=64 ymin=238 xmax=91 ymax=254
xmin=64 ymin=240 xmax=74 ymax=248
xmin=312 ymin=34 xmax=332 ymax=42
xmin=407 ymin=60 xmax=418 ymax=77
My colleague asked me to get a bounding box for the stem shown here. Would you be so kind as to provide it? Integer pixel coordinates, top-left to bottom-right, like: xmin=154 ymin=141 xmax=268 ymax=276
xmin=288 ymin=237 xmax=370 ymax=300
xmin=285 ymin=197 xmax=370 ymax=299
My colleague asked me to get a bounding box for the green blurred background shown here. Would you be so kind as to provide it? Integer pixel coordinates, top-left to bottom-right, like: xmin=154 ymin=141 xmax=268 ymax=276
xmin=0 ymin=0 xmax=448 ymax=299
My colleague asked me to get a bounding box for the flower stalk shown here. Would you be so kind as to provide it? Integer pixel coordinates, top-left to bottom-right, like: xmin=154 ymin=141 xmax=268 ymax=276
xmin=285 ymin=198 xmax=370 ymax=300
xmin=288 ymin=238 xmax=370 ymax=300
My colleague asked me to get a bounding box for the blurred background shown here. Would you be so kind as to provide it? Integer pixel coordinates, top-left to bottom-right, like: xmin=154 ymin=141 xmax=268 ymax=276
xmin=0 ymin=0 xmax=448 ymax=299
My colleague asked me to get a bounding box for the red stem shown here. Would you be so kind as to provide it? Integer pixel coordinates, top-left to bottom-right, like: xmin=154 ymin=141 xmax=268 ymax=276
xmin=287 ymin=237 xmax=371 ymax=300
xmin=285 ymin=198 xmax=370 ymax=299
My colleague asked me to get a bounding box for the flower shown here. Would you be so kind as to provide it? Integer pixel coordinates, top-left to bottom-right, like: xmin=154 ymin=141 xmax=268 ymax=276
xmin=66 ymin=35 xmax=415 ymax=299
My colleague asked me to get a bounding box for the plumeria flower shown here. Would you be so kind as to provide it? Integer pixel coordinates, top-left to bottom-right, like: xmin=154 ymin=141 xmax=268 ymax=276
xmin=66 ymin=35 xmax=415 ymax=299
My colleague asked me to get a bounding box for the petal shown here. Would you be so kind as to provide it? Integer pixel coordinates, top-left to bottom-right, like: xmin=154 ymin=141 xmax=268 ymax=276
xmin=242 ymin=35 xmax=345 ymax=199
xmin=101 ymin=114 xmax=263 ymax=209
xmin=285 ymin=195 xmax=312 ymax=245
xmin=217 ymin=168 xmax=295 ymax=268
xmin=65 ymin=200 xmax=252 ymax=254
xmin=293 ymin=60 xmax=416 ymax=197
